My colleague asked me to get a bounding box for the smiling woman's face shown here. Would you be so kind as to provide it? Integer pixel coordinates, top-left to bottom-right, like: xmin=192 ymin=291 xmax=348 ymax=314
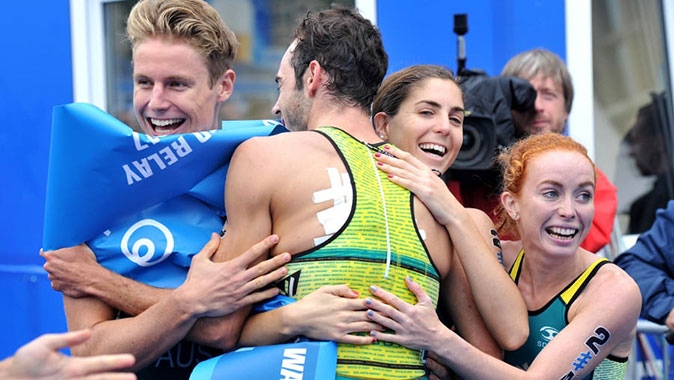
xmin=377 ymin=78 xmax=465 ymax=173
xmin=513 ymin=150 xmax=595 ymax=254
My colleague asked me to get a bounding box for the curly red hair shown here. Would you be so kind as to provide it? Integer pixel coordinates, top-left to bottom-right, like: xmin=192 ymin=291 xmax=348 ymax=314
xmin=495 ymin=133 xmax=596 ymax=239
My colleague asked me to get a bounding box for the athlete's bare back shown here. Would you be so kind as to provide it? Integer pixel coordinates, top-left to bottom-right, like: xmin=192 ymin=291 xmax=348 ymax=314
xmin=216 ymin=128 xmax=452 ymax=278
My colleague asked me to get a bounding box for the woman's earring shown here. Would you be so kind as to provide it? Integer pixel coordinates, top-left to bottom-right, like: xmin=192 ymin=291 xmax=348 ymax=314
xmin=512 ymin=213 xmax=519 ymax=220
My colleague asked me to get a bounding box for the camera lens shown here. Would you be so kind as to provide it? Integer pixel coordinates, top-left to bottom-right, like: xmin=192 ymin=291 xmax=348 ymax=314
xmin=463 ymin=131 xmax=475 ymax=152
xmin=451 ymin=115 xmax=496 ymax=171
xmin=460 ymin=124 xmax=481 ymax=159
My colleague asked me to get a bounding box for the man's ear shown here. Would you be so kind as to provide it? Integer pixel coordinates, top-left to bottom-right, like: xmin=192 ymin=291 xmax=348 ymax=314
xmin=215 ymin=69 xmax=236 ymax=103
xmin=305 ymin=60 xmax=325 ymax=96
xmin=500 ymin=191 xmax=520 ymax=221
xmin=373 ymin=112 xmax=391 ymax=140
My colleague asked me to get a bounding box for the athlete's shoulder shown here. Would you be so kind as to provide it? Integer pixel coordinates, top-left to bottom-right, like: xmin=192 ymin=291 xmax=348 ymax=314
xmin=228 ymin=132 xmax=304 ymax=167
xmin=237 ymin=130 xmax=329 ymax=156
xmin=595 ymin=260 xmax=640 ymax=296
xmin=568 ymin=256 xmax=641 ymax=352
xmin=579 ymin=252 xmax=641 ymax=313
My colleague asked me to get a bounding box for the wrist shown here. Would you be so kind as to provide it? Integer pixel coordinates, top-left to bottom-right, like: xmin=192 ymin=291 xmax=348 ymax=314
xmin=83 ymin=264 xmax=114 ymax=298
xmin=280 ymin=302 xmax=303 ymax=338
xmin=441 ymin=207 xmax=469 ymax=231
xmin=425 ymin=328 xmax=452 ymax=364
xmin=170 ymin=285 xmax=203 ymax=321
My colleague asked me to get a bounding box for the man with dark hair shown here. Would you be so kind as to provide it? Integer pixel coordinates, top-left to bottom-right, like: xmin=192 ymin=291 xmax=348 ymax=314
xmin=275 ymin=7 xmax=388 ymax=132
xmin=212 ymin=6 xmax=520 ymax=379
xmin=211 ymin=8 xmax=411 ymax=377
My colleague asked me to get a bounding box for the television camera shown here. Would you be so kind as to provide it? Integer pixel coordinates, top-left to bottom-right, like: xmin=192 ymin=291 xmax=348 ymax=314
xmin=449 ymin=14 xmax=537 ymax=175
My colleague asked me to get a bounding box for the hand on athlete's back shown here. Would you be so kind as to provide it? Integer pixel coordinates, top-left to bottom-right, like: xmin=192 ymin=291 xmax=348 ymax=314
xmin=175 ymin=233 xmax=291 ymax=317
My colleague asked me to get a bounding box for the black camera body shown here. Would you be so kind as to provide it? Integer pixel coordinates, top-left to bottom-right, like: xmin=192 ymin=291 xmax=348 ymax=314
xmin=452 ymin=71 xmax=536 ymax=172
xmin=449 ymin=15 xmax=536 ymax=176
xmin=453 ymin=70 xmax=499 ymax=171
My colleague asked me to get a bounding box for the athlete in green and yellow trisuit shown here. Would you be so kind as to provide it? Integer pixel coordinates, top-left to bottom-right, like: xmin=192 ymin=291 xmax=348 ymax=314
xmin=283 ymin=127 xmax=441 ymax=379
xmin=229 ymin=12 xmax=516 ymax=379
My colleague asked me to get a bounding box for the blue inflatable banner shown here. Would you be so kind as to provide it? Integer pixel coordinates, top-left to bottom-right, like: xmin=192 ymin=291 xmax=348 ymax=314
xmin=43 ymin=103 xmax=286 ymax=287
xmin=189 ymin=341 xmax=337 ymax=380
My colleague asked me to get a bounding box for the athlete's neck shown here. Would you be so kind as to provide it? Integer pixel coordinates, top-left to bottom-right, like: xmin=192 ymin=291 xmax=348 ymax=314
xmin=519 ymin=245 xmax=586 ymax=296
xmin=308 ymin=105 xmax=381 ymax=144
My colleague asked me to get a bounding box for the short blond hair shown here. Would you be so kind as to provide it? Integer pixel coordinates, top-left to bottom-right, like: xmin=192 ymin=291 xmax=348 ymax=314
xmin=127 ymin=0 xmax=238 ymax=87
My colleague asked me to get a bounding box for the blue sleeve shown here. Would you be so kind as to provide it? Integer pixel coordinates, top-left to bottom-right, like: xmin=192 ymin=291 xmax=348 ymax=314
xmin=615 ymin=200 xmax=674 ymax=324
xmin=251 ymin=295 xmax=296 ymax=314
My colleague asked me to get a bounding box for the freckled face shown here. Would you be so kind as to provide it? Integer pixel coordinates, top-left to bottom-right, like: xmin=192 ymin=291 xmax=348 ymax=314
xmin=514 ymin=150 xmax=595 ymax=254
xmin=378 ymin=78 xmax=465 ymax=172
xmin=133 ymin=37 xmax=232 ymax=136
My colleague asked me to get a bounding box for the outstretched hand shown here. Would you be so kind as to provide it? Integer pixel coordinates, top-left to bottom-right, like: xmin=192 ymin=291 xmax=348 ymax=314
xmin=373 ymin=145 xmax=462 ymax=226
xmin=287 ymin=284 xmax=383 ymax=344
xmin=2 ymin=329 xmax=135 ymax=380
xmin=177 ymin=233 xmax=290 ymax=318
xmin=365 ymin=276 xmax=447 ymax=352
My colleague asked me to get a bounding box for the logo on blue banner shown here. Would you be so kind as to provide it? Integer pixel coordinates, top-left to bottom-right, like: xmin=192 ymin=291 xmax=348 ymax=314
xmin=281 ymin=348 xmax=307 ymax=379
xmin=189 ymin=341 xmax=337 ymax=380
xmin=120 ymin=219 xmax=175 ymax=267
